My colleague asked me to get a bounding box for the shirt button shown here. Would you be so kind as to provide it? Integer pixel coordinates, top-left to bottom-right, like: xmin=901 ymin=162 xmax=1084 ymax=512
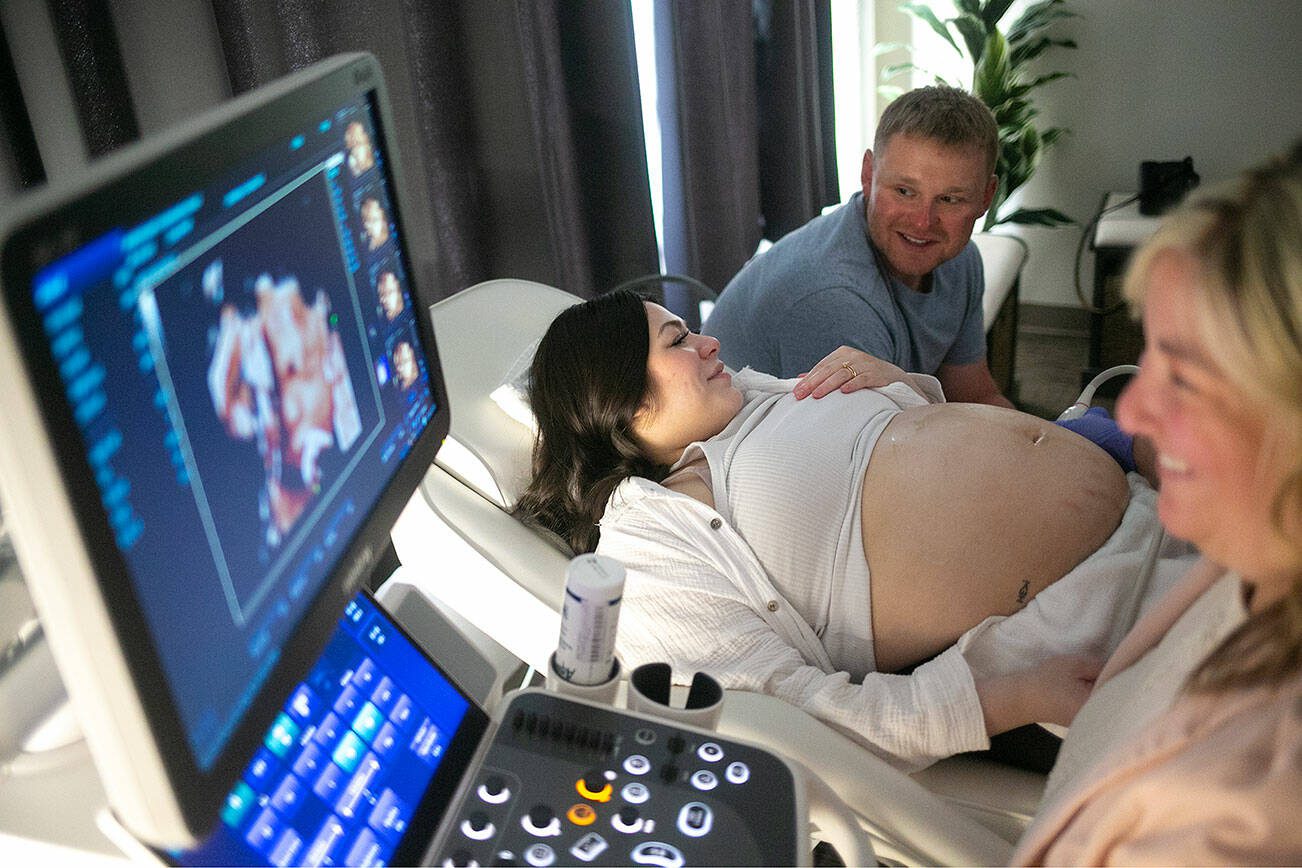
xmin=767 ymin=600 xmax=779 ymax=612
xmin=709 ymin=518 xmax=722 ymax=530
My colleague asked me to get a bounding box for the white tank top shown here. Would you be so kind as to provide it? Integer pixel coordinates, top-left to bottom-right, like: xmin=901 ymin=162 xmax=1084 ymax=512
xmin=671 ymin=371 xmax=928 ymax=677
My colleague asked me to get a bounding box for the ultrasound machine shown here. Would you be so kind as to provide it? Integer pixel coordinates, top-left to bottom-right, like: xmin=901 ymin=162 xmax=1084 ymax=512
xmin=0 ymin=54 xmax=825 ymax=866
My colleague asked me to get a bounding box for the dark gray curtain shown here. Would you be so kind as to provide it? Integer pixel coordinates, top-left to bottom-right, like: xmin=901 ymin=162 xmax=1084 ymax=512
xmin=656 ymin=0 xmax=762 ymax=295
xmin=48 ymin=0 xmax=141 ymax=158
xmin=658 ymin=0 xmax=837 ymax=294
xmin=209 ymin=0 xmax=658 ymax=303
xmin=7 ymin=0 xmax=657 ymax=303
xmin=755 ymin=0 xmax=837 ymax=240
xmin=0 ymin=27 xmax=45 ymax=192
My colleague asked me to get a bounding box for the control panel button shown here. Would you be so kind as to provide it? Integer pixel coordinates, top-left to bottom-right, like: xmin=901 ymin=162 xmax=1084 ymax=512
xmin=634 ymin=727 xmax=656 ymax=745
xmin=521 ymin=804 xmax=561 ymax=837
xmin=630 ymin=841 xmax=685 ymax=868
xmin=611 ymin=805 xmax=643 ymax=834
xmin=569 ymin=832 xmax=609 ymax=863
xmin=443 ymin=848 xmax=477 ymax=867
xmin=696 ymin=742 xmax=724 ymax=763
xmin=676 ymin=801 xmax=714 ymax=838
xmin=477 ymin=774 xmax=511 ymax=804
xmin=567 ymin=803 xmax=597 ymax=826
xmin=622 ymin=754 xmax=651 ymax=775
xmin=725 ymin=761 xmax=750 ymax=784
xmin=460 ymin=811 xmax=495 ymax=841
xmin=689 ymin=769 xmax=718 ymax=791
xmin=523 ymin=843 xmax=556 ymax=867
xmin=576 ymin=773 xmax=613 ymax=802
xmin=620 ymin=782 xmax=650 ymax=804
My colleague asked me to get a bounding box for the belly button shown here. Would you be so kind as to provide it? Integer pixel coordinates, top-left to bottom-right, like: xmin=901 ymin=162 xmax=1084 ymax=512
xmin=1031 ymin=430 xmax=1046 ymax=445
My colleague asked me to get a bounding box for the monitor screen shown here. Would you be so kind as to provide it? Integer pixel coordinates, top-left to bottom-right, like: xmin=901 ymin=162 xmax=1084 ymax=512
xmin=0 ymin=53 xmax=450 ymax=845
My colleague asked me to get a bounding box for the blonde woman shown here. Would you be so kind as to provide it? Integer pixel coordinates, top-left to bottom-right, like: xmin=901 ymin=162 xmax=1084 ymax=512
xmin=1015 ymin=142 xmax=1302 ymax=864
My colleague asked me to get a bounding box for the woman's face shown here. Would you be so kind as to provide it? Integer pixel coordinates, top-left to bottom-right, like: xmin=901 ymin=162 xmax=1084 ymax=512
xmin=633 ymin=302 xmax=743 ymax=464
xmin=1117 ymin=248 xmax=1297 ymax=587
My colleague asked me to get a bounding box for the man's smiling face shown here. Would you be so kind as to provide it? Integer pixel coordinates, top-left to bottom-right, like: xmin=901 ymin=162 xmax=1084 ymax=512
xmin=862 ymin=133 xmax=996 ymax=290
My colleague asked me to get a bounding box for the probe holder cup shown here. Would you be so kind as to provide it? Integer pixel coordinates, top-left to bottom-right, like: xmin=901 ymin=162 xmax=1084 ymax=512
xmin=544 ymin=652 xmax=622 ymax=706
xmin=627 ymin=662 xmax=723 ymax=731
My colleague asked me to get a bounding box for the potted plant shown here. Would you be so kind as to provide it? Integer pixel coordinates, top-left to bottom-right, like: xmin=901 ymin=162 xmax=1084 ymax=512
xmin=879 ymin=0 xmax=1078 ymax=230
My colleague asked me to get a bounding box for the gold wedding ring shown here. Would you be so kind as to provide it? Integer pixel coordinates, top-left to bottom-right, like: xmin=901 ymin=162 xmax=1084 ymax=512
xmin=841 ymin=361 xmax=860 ymax=379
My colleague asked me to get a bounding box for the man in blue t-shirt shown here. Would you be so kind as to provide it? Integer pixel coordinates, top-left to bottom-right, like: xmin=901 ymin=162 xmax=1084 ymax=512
xmin=704 ymin=85 xmax=1013 ymax=408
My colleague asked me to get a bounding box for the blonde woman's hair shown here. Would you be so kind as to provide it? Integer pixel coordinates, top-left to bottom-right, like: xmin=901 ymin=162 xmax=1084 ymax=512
xmin=1123 ymin=141 xmax=1302 ymax=692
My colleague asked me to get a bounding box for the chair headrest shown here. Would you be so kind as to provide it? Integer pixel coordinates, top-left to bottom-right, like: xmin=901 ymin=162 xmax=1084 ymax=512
xmin=428 ymin=279 xmax=581 ymax=508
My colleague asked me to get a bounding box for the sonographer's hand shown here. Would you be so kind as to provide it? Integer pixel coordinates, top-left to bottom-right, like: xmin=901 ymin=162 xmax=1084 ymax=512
xmin=793 ymin=347 xmax=907 ymax=399
xmin=1055 ymin=406 xmax=1138 ymax=473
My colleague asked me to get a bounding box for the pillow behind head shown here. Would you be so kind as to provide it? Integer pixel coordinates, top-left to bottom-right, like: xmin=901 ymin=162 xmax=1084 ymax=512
xmin=490 ymin=338 xmax=539 ymax=432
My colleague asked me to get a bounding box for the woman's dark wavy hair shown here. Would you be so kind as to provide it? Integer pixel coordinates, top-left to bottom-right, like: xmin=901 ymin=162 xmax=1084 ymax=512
xmin=514 ymin=289 xmax=669 ymax=554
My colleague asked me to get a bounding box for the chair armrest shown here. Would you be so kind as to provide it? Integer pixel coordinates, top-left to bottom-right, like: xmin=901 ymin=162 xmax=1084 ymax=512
xmin=973 ymin=233 xmax=1028 ymax=334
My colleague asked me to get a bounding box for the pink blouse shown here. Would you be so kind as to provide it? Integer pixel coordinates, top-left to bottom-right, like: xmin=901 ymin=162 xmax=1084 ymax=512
xmin=1014 ymin=560 xmax=1302 ymax=865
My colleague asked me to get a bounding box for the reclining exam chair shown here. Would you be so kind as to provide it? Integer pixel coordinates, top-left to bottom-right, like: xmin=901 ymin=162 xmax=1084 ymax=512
xmin=391 ymin=250 xmax=1037 ymax=865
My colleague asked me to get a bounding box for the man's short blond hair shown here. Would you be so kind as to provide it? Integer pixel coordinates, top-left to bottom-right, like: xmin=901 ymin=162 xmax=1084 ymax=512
xmin=874 ymin=86 xmax=998 ymax=176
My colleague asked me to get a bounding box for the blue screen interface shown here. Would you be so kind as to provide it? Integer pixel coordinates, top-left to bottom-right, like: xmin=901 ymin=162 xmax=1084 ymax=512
xmin=173 ymin=592 xmax=472 ymax=866
xmin=29 ymin=92 xmax=436 ymax=768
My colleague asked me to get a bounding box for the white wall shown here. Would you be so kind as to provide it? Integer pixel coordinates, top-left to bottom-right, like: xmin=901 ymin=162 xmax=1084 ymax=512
xmin=1008 ymin=0 xmax=1302 ymax=308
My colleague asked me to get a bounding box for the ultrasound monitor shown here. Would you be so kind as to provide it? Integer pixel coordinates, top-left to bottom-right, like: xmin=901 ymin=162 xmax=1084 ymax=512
xmin=0 ymin=53 xmax=449 ymax=847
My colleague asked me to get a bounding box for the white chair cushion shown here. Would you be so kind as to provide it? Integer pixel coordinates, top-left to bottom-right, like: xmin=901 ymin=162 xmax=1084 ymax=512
xmin=973 ymin=232 xmax=1027 ymax=332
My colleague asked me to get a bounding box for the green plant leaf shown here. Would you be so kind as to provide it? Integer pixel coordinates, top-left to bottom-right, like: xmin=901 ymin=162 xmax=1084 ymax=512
xmin=996 ymin=100 xmax=1034 ymax=128
xmin=990 ymin=94 xmax=1032 ymax=128
xmin=1001 ymin=82 xmax=1034 ymax=102
xmin=996 ymin=207 xmax=1075 ymax=227
xmin=973 ymin=30 xmax=1011 ymax=103
xmin=1009 ymin=36 xmax=1076 ymax=67
xmin=953 ymin=13 xmax=990 ymax=64
xmin=980 ymin=0 xmax=1018 ymax=29
xmin=1024 ymin=71 xmax=1073 ymax=92
xmin=1040 ymin=127 xmax=1069 ymax=148
xmin=881 ymin=61 xmax=928 ymax=80
xmin=1018 ymin=126 xmax=1041 ymax=160
xmin=873 ymin=41 xmax=913 ymax=56
xmin=888 ymin=0 xmax=1079 ymax=236
xmin=899 ymin=2 xmax=962 ymax=55
xmin=1005 ymin=160 xmax=1032 ymax=191
xmin=1007 ymin=1 xmax=1078 ymax=44
xmin=877 ymin=84 xmax=907 ymax=102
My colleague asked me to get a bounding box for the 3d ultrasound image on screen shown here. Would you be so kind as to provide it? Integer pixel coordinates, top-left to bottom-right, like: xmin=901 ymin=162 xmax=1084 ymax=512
xmin=138 ymin=169 xmax=387 ymax=622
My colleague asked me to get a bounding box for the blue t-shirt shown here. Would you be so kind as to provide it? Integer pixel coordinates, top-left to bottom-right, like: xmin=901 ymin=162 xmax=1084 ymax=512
xmin=704 ymin=192 xmax=987 ymax=378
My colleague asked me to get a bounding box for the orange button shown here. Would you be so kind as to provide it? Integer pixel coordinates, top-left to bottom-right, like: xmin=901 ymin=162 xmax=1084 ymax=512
xmin=575 ymin=778 xmax=612 ymax=802
xmin=567 ymin=803 xmax=597 ymax=825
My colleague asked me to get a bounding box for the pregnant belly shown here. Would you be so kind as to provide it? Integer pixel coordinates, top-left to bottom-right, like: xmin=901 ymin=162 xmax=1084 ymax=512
xmin=862 ymin=402 xmax=1130 ymax=673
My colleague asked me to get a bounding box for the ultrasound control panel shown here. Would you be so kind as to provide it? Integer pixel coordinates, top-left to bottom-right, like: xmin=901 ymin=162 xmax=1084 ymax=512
xmin=429 ymin=689 xmax=804 ymax=867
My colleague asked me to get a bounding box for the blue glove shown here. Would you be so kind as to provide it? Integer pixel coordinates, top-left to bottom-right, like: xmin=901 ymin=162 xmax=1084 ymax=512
xmin=1054 ymin=406 xmax=1137 ymax=473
